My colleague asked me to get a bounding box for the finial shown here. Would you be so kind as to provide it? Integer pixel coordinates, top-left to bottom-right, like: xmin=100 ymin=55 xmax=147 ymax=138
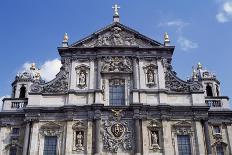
xmin=197 ymin=62 xmax=202 ymax=70
xmin=164 ymin=32 xmax=170 ymax=46
xmin=30 ymin=63 xmax=36 ymax=71
xmin=192 ymin=66 xmax=197 ymax=80
xmin=112 ymin=4 xmax=120 ymax=22
xmin=62 ymin=32 xmax=69 ymax=47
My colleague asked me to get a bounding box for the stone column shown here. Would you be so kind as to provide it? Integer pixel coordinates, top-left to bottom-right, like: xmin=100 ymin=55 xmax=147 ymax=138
xmin=135 ymin=119 xmax=142 ymax=155
xmin=22 ymin=122 xmax=31 ymax=155
xmin=134 ymin=109 xmax=142 ymax=155
xmin=203 ymin=120 xmax=212 ymax=155
xmin=94 ymin=109 xmax=101 ymax=155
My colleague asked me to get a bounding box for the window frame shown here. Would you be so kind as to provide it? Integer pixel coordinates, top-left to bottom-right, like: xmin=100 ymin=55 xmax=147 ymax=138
xmin=177 ymin=135 xmax=192 ymax=155
xmin=43 ymin=136 xmax=58 ymax=155
xmin=109 ymin=78 xmax=126 ymax=106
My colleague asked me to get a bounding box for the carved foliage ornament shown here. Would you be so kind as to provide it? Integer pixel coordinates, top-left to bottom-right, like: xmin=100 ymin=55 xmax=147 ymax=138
xmin=165 ymin=70 xmax=202 ymax=93
xmin=31 ymin=58 xmax=70 ymax=94
xmin=102 ymin=56 xmax=132 ymax=73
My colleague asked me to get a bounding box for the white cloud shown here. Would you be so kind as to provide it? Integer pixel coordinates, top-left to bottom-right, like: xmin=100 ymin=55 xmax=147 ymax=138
xmin=216 ymin=1 xmax=232 ymax=23
xmin=20 ymin=58 xmax=62 ymax=82
xmin=177 ymin=36 xmax=198 ymax=51
xmin=158 ymin=20 xmax=189 ymax=32
xmin=39 ymin=59 xmax=62 ymax=81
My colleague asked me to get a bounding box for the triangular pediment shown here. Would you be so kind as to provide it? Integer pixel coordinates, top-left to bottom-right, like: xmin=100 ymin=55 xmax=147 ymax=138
xmin=70 ymin=22 xmax=164 ymax=48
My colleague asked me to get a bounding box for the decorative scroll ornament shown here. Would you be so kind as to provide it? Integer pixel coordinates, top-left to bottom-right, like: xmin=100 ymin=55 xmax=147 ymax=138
xmin=165 ymin=70 xmax=202 ymax=92
xmin=30 ymin=58 xmax=70 ymax=94
xmin=102 ymin=57 xmax=132 ymax=73
xmin=96 ymin=26 xmax=137 ymax=46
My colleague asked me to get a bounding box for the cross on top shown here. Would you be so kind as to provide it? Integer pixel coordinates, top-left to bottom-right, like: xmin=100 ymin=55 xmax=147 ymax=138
xmin=112 ymin=4 xmax=120 ymax=16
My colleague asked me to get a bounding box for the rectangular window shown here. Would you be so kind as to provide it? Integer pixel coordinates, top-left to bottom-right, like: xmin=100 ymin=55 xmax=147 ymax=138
xmin=9 ymin=147 xmax=17 ymax=155
xmin=177 ymin=135 xmax=192 ymax=155
xmin=213 ymin=126 xmax=221 ymax=134
xmin=43 ymin=136 xmax=57 ymax=155
xmin=109 ymin=79 xmax=125 ymax=106
xmin=216 ymin=145 xmax=224 ymax=155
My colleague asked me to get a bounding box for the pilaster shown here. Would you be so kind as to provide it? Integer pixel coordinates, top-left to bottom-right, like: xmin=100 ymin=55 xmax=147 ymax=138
xmin=203 ymin=120 xmax=212 ymax=155
xmin=162 ymin=120 xmax=174 ymax=155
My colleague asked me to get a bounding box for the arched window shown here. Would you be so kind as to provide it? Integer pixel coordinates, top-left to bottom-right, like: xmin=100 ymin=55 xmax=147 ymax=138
xmin=19 ymin=85 xmax=26 ymax=98
xmin=206 ymin=84 xmax=213 ymax=97
xmin=12 ymin=86 xmax=16 ymax=98
xmin=109 ymin=79 xmax=125 ymax=106
xmin=216 ymin=85 xmax=220 ymax=97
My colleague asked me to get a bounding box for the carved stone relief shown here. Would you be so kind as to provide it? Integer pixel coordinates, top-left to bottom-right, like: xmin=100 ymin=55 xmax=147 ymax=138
xmin=102 ymin=110 xmax=134 ymax=153
xmin=165 ymin=70 xmax=202 ymax=93
xmin=31 ymin=58 xmax=70 ymax=94
xmin=39 ymin=122 xmax=63 ymax=136
xmin=102 ymin=56 xmax=132 ymax=73
xmin=96 ymin=26 xmax=137 ymax=46
xmin=172 ymin=121 xmax=193 ymax=136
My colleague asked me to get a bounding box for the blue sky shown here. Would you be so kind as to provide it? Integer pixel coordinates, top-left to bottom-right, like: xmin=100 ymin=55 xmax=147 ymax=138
xmin=0 ymin=0 xmax=232 ymax=104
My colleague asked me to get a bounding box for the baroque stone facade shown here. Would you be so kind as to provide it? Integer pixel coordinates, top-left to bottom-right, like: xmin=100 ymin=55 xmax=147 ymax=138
xmin=0 ymin=9 xmax=232 ymax=155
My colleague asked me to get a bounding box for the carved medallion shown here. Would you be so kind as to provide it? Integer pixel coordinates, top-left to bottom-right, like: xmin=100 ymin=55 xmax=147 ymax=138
xmin=111 ymin=123 xmax=125 ymax=138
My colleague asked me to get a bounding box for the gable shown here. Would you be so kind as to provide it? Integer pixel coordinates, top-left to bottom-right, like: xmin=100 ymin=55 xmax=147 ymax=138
xmin=70 ymin=22 xmax=164 ymax=48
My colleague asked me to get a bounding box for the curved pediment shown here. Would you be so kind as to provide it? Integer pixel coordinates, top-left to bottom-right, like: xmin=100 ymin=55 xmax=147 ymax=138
xmin=165 ymin=70 xmax=203 ymax=93
xmin=70 ymin=22 xmax=164 ymax=48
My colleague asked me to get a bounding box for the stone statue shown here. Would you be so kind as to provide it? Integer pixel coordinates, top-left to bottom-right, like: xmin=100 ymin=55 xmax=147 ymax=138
xmin=76 ymin=132 xmax=83 ymax=147
xmin=147 ymin=70 xmax=154 ymax=83
xmin=112 ymin=27 xmax=123 ymax=45
xmin=151 ymin=132 xmax=158 ymax=145
xmin=79 ymin=71 xmax=86 ymax=86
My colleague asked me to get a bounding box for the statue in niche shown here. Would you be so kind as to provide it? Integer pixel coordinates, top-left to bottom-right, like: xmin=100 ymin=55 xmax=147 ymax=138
xmin=76 ymin=131 xmax=84 ymax=150
xmin=151 ymin=131 xmax=160 ymax=149
xmin=147 ymin=69 xmax=155 ymax=83
xmin=79 ymin=71 xmax=86 ymax=86
xmin=151 ymin=132 xmax=158 ymax=145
